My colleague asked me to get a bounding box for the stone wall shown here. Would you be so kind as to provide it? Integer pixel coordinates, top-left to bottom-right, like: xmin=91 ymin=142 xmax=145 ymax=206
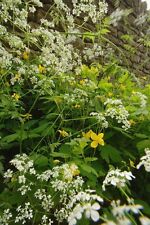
xmin=106 ymin=0 xmax=150 ymax=78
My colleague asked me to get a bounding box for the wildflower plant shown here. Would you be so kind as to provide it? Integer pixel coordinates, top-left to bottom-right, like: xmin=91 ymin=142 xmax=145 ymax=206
xmin=1 ymin=154 xmax=104 ymax=225
xmin=0 ymin=0 xmax=150 ymax=224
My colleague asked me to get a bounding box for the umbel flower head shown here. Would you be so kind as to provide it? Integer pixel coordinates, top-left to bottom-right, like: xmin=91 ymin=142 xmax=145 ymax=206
xmin=137 ymin=148 xmax=150 ymax=172
xmin=83 ymin=130 xmax=104 ymax=148
xmin=102 ymin=168 xmax=135 ymax=191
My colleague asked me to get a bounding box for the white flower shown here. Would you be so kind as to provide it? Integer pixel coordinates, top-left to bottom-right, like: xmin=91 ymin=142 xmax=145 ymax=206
xmin=84 ymin=202 xmax=100 ymax=221
xmin=3 ymin=169 xmax=13 ymax=179
xmin=0 ymin=209 xmax=12 ymax=225
xmin=137 ymin=148 xmax=150 ymax=172
xmin=111 ymin=200 xmax=143 ymax=216
xmin=104 ymin=98 xmax=130 ymax=130
xmin=15 ymin=202 xmax=33 ymax=224
xmin=102 ymin=169 xmax=135 ymax=190
xmin=132 ymin=92 xmax=147 ymax=108
xmin=140 ymin=216 xmax=150 ymax=225
xmin=18 ymin=175 xmax=26 ymax=184
xmin=68 ymin=204 xmax=83 ymax=225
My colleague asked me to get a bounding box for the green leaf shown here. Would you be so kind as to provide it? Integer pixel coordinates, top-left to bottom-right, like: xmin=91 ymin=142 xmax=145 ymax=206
xmin=2 ymin=133 xmax=18 ymax=143
xmin=31 ymin=123 xmax=49 ymax=134
xmin=98 ymin=28 xmax=110 ymax=35
xmin=51 ymin=152 xmax=70 ymax=158
xmin=0 ymin=161 xmax=4 ymax=175
xmin=135 ymin=133 xmax=148 ymax=139
xmin=82 ymin=32 xmax=95 ymax=43
xmin=136 ymin=139 xmax=150 ymax=151
xmin=31 ymin=154 xmax=49 ymax=167
xmin=101 ymin=145 xmax=122 ymax=163
xmin=80 ymin=163 xmax=98 ymax=177
xmin=85 ymin=157 xmax=98 ymax=162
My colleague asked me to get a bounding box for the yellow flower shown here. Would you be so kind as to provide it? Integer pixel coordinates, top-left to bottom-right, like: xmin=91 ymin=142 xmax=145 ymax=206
xmin=129 ymin=119 xmax=136 ymax=126
xmin=58 ymin=129 xmax=69 ymax=137
xmin=74 ymin=104 xmax=81 ymax=109
xmin=82 ymin=130 xmax=94 ymax=139
xmin=15 ymin=73 xmax=21 ymax=81
xmin=108 ymin=92 xmax=113 ymax=97
xmin=38 ymin=64 xmax=46 ymax=73
xmin=79 ymin=79 xmax=85 ymax=85
xmin=12 ymin=93 xmax=20 ymax=101
xmin=22 ymin=51 xmax=29 ymax=60
xmin=82 ymin=130 xmax=105 ymax=148
xmin=90 ymin=132 xmax=104 ymax=148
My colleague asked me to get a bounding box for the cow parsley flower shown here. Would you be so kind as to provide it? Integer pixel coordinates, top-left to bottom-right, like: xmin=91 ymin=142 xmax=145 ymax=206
xmin=132 ymin=91 xmax=147 ymax=108
xmin=3 ymin=169 xmax=13 ymax=179
xmin=102 ymin=169 xmax=135 ymax=191
xmin=111 ymin=200 xmax=143 ymax=216
xmin=68 ymin=202 xmax=101 ymax=225
xmin=104 ymin=98 xmax=130 ymax=130
xmin=10 ymin=153 xmax=35 ymax=173
xmin=137 ymin=148 xmax=150 ymax=172
xmin=0 ymin=209 xmax=12 ymax=225
xmin=139 ymin=216 xmax=150 ymax=225
xmin=15 ymin=202 xmax=33 ymax=224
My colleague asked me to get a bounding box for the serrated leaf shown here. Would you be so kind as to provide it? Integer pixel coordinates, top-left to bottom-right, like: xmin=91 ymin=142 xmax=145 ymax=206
xmin=101 ymin=145 xmax=122 ymax=163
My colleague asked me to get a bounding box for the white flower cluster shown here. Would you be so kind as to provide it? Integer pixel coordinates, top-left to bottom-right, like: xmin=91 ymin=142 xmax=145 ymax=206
xmin=0 ymin=209 xmax=12 ymax=225
xmin=102 ymin=200 xmax=145 ymax=225
xmin=15 ymin=202 xmax=33 ymax=224
xmin=63 ymin=88 xmax=88 ymax=105
xmin=104 ymin=98 xmax=130 ymax=130
xmin=0 ymin=0 xmax=108 ymax=76
xmin=111 ymin=200 xmax=143 ymax=216
xmin=72 ymin=0 xmax=108 ymax=24
xmin=41 ymin=215 xmax=53 ymax=225
xmin=133 ymin=92 xmax=147 ymax=108
xmin=0 ymin=44 xmax=13 ymax=69
xmin=137 ymin=148 xmax=150 ymax=172
xmin=9 ymin=153 xmax=36 ymax=174
xmin=4 ymin=154 xmax=36 ymax=195
xmin=35 ymin=189 xmax=54 ymax=211
xmin=67 ymin=190 xmax=103 ymax=225
xmin=139 ymin=216 xmax=150 ymax=225
xmin=102 ymin=168 xmax=135 ymax=191
xmin=90 ymin=112 xmax=109 ymax=128
xmin=110 ymin=8 xmax=131 ymax=27
xmin=68 ymin=202 xmax=101 ymax=225
xmin=83 ymin=43 xmax=104 ymax=61
xmin=2 ymin=155 xmax=104 ymax=225
xmin=30 ymin=29 xmax=82 ymax=74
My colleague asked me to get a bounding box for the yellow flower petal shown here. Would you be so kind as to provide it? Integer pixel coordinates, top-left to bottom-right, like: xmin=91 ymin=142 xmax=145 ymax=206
xmin=98 ymin=139 xmax=104 ymax=146
xmin=83 ymin=130 xmax=93 ymax=139
xmin=91 ymin=132 xmax=99 ymax=141
xmin=91 ymin=140 xmax=98 ymax=148
xmin=98 ymin=133 xmax=104 ymax=139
